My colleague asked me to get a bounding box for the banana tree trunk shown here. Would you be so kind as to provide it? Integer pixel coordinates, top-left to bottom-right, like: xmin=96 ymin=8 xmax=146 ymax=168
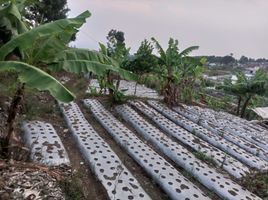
xmin=236 ymin=96 xmax=242 ymax=116
xmin=163 ymin=77 xmax=179 ymax=106
xmin=107 ymin=71 xmax=114 ymax=95
xmin=2 ymin=83 xmax=25 ymax=156
xmin=116 ymin=75 xmax=120 ymax=90
xmin=240 ymin=96 xmax=251 ymax=118
xmin=134 ymin=81 xmax=138 ymax=95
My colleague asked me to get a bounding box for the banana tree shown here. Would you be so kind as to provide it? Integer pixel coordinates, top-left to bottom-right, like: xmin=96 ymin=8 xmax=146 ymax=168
xmin=0 ymin=0 xmax=29 ymax=38
xmin=97 ymin=43 xmax=136 ymax=101
xmin=0 ymin=4 xmax=137 ymax=155
xmin=151 ymin=37 xmax=199 ymax=105
xmin=0 ymin=0 xmax=29 ymax=54
xmin=0 ymin=8 xmax=91 ymax=155
xmin=177 ymin=57 xmax=206 ymax=103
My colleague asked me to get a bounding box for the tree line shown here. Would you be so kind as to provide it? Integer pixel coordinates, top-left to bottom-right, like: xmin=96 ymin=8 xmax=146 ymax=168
xmin=205 ymin=55 xmax=268 ymax=65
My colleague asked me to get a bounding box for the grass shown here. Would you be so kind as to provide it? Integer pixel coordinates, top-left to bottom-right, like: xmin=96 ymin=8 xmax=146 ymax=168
xmin=59 ymin=172 xmax=86 ymax=200
xmin=193 ymin=151 xmax=217 ymax=167
xmin=240 ymin=172 xmax=268 ymax=199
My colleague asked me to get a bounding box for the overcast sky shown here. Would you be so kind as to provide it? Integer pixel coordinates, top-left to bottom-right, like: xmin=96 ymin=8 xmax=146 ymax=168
xmin=67 ymin=0 xmax=268 ymax=59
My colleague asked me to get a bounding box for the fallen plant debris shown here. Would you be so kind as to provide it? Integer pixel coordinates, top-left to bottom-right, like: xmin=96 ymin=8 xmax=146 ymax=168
xmin=0 ymin=160 xmax=71 ymax=200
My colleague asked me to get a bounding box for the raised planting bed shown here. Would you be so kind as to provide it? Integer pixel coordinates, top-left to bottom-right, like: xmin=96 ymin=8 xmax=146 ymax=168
xmin=83 ymin=99 xmax=210 ymax=200
xmin=130 ymin=101 xmax=250 ymax=178
xmin=173 ymin=105 xmax=268 ymax=162
xmin=186 ymin=106 xmax=268 ymax=152
xmin=116 ymin=104 xmax=262 ymax=200
xmin=147 ymin=100 xmax=268 ymax=171
xmin=217 ymin=110 xmax=268 ymax=145
xmin=22 ymin=121 xmax=70 ymax=166
xmin=216 ymin=108 xmax=268 ymax=133
xmin=59 ymin=102 xmax=151 ymax=200
xmin=87 ymin=79 xmax=162 ymax=99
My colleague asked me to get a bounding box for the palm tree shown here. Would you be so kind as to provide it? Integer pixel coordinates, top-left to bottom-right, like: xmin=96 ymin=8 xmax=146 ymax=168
xmin=222 ymin=70 xmax=268 ymax=118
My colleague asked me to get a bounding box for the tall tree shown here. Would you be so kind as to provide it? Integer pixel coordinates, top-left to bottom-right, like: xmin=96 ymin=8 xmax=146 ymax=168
xmin=239 ymin=55 xmax=249 ymax=64
xmin=124 ymin=39 xmax=158 ymax=94
xmin=106 ymin=29 xmax=129 ymax=63
xmin=106 ymin=29 xmax=130 ymax=92
xmin=25 ymin=0 xmax=69 ymax=25
xmin=221 ymin=55 xmax=235 ymax=65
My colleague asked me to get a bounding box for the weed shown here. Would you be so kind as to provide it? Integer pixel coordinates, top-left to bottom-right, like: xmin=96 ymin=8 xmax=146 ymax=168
xmin=87 ymin=86 xmax=99 ymax=97
xmin=240 ymin=172 xmax=268 ymax=199
xmin=193 ymin=151 xmax=217 ymax=167
xmin=59 ymin=172 xmax=86 ymax=200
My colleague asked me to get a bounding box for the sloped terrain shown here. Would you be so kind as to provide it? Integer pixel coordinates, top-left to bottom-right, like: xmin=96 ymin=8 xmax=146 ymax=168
xmin=1 ymin=77 xmax=268 ymax=200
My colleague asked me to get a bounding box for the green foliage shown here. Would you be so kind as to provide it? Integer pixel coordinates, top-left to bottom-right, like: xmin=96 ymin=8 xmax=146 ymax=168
xmin=140 ymin=74 xmax=163 ymax=91
xmin=0 ymin=1 xmax=29 ymax=46
xmin=0 ymin=1 xmax=28 ymax=36
xmin=50 ymin=48 xmax=136 ymax=81
xmin=239 ymin=55 xmax=249 ymax=64
xmin=59 ymin=173 xmax=86 ymax=200
xmin=221 ymin=55 xmax=236 ymax=65
xmin=204 ymin=95 xmax=227 ymax=111
xmin=88 ymin=86 xmax=98 ymax=96
xmin=240 ymin=172 xmax=268 ymax=199
xmin=178 ymin=57 xmax=206 ymax=103
xmin=106 ymin=29 xmax=129 ymax=64
xmin=125 ymin=39 xmax=158 ymax=75
xmin=193 ymin=151 xmax=217 ymax=167
xmin=96 ymin=34 xmax=136 ymax=103
xmin=0 ymin=10 xmax=91 ymax=61
xmin=151 ymin=37 xmax=203 ymax=105
xmin=0 ymin=61 xmax=75 ymax=102
xmin=0 ymin=10 xmax=91 ymax=103
xmin=24 ymin=0 xmax=70 ymax=25
xmin=112 ymin=89 xmax=126 ymax=103
xmin=221 ymin=69 xmax=268 ymax=117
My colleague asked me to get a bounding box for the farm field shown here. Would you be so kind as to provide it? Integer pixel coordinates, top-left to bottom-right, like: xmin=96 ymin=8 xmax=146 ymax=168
xmin=1 ymin=77 xmax=267 ymax=200
xmin=1 ymin=1 xmax=268 ymax=199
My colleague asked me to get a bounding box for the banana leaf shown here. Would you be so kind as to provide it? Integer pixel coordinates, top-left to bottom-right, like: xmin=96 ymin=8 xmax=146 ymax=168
xmin=49 ymin=59 xmax=137 ymax=81
xmin=0 ymin=10 xmax=91 ymax=60
xmin=0 ymin=1 xmax=28 ymax=36
xmin=50 ymin=48 xmax=137 ymax=81
xmin=0 ymin=61 xmax=75 ymax=102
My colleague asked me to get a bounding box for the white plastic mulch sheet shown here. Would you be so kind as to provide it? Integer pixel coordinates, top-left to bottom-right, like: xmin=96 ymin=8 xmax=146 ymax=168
xmin=59 ymin=102 xmax=151 ymax=200
xmin=217 ymin=110 xmax=268 ymax=147
xmin=173 ymin=105 xmax=268 ymax=162
xmin=87 ymin=79 xmax=161 ymax=99
xmin=147 ymin=100 xmax=268 ymax=171
xmin=83 ymin=99 xmax=210 ymax=200
xmin=22 ymin=121 xmax=70 ymax=166
xmin=116 ymin=103 xmax=262 ymax=200
xmin=130 ymin=101 xmax=249 ymax=179
xmin=186 ymin=105 xmax=268 ymax=152
xmin=252 ymin=107 xmax=268 ymax=119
